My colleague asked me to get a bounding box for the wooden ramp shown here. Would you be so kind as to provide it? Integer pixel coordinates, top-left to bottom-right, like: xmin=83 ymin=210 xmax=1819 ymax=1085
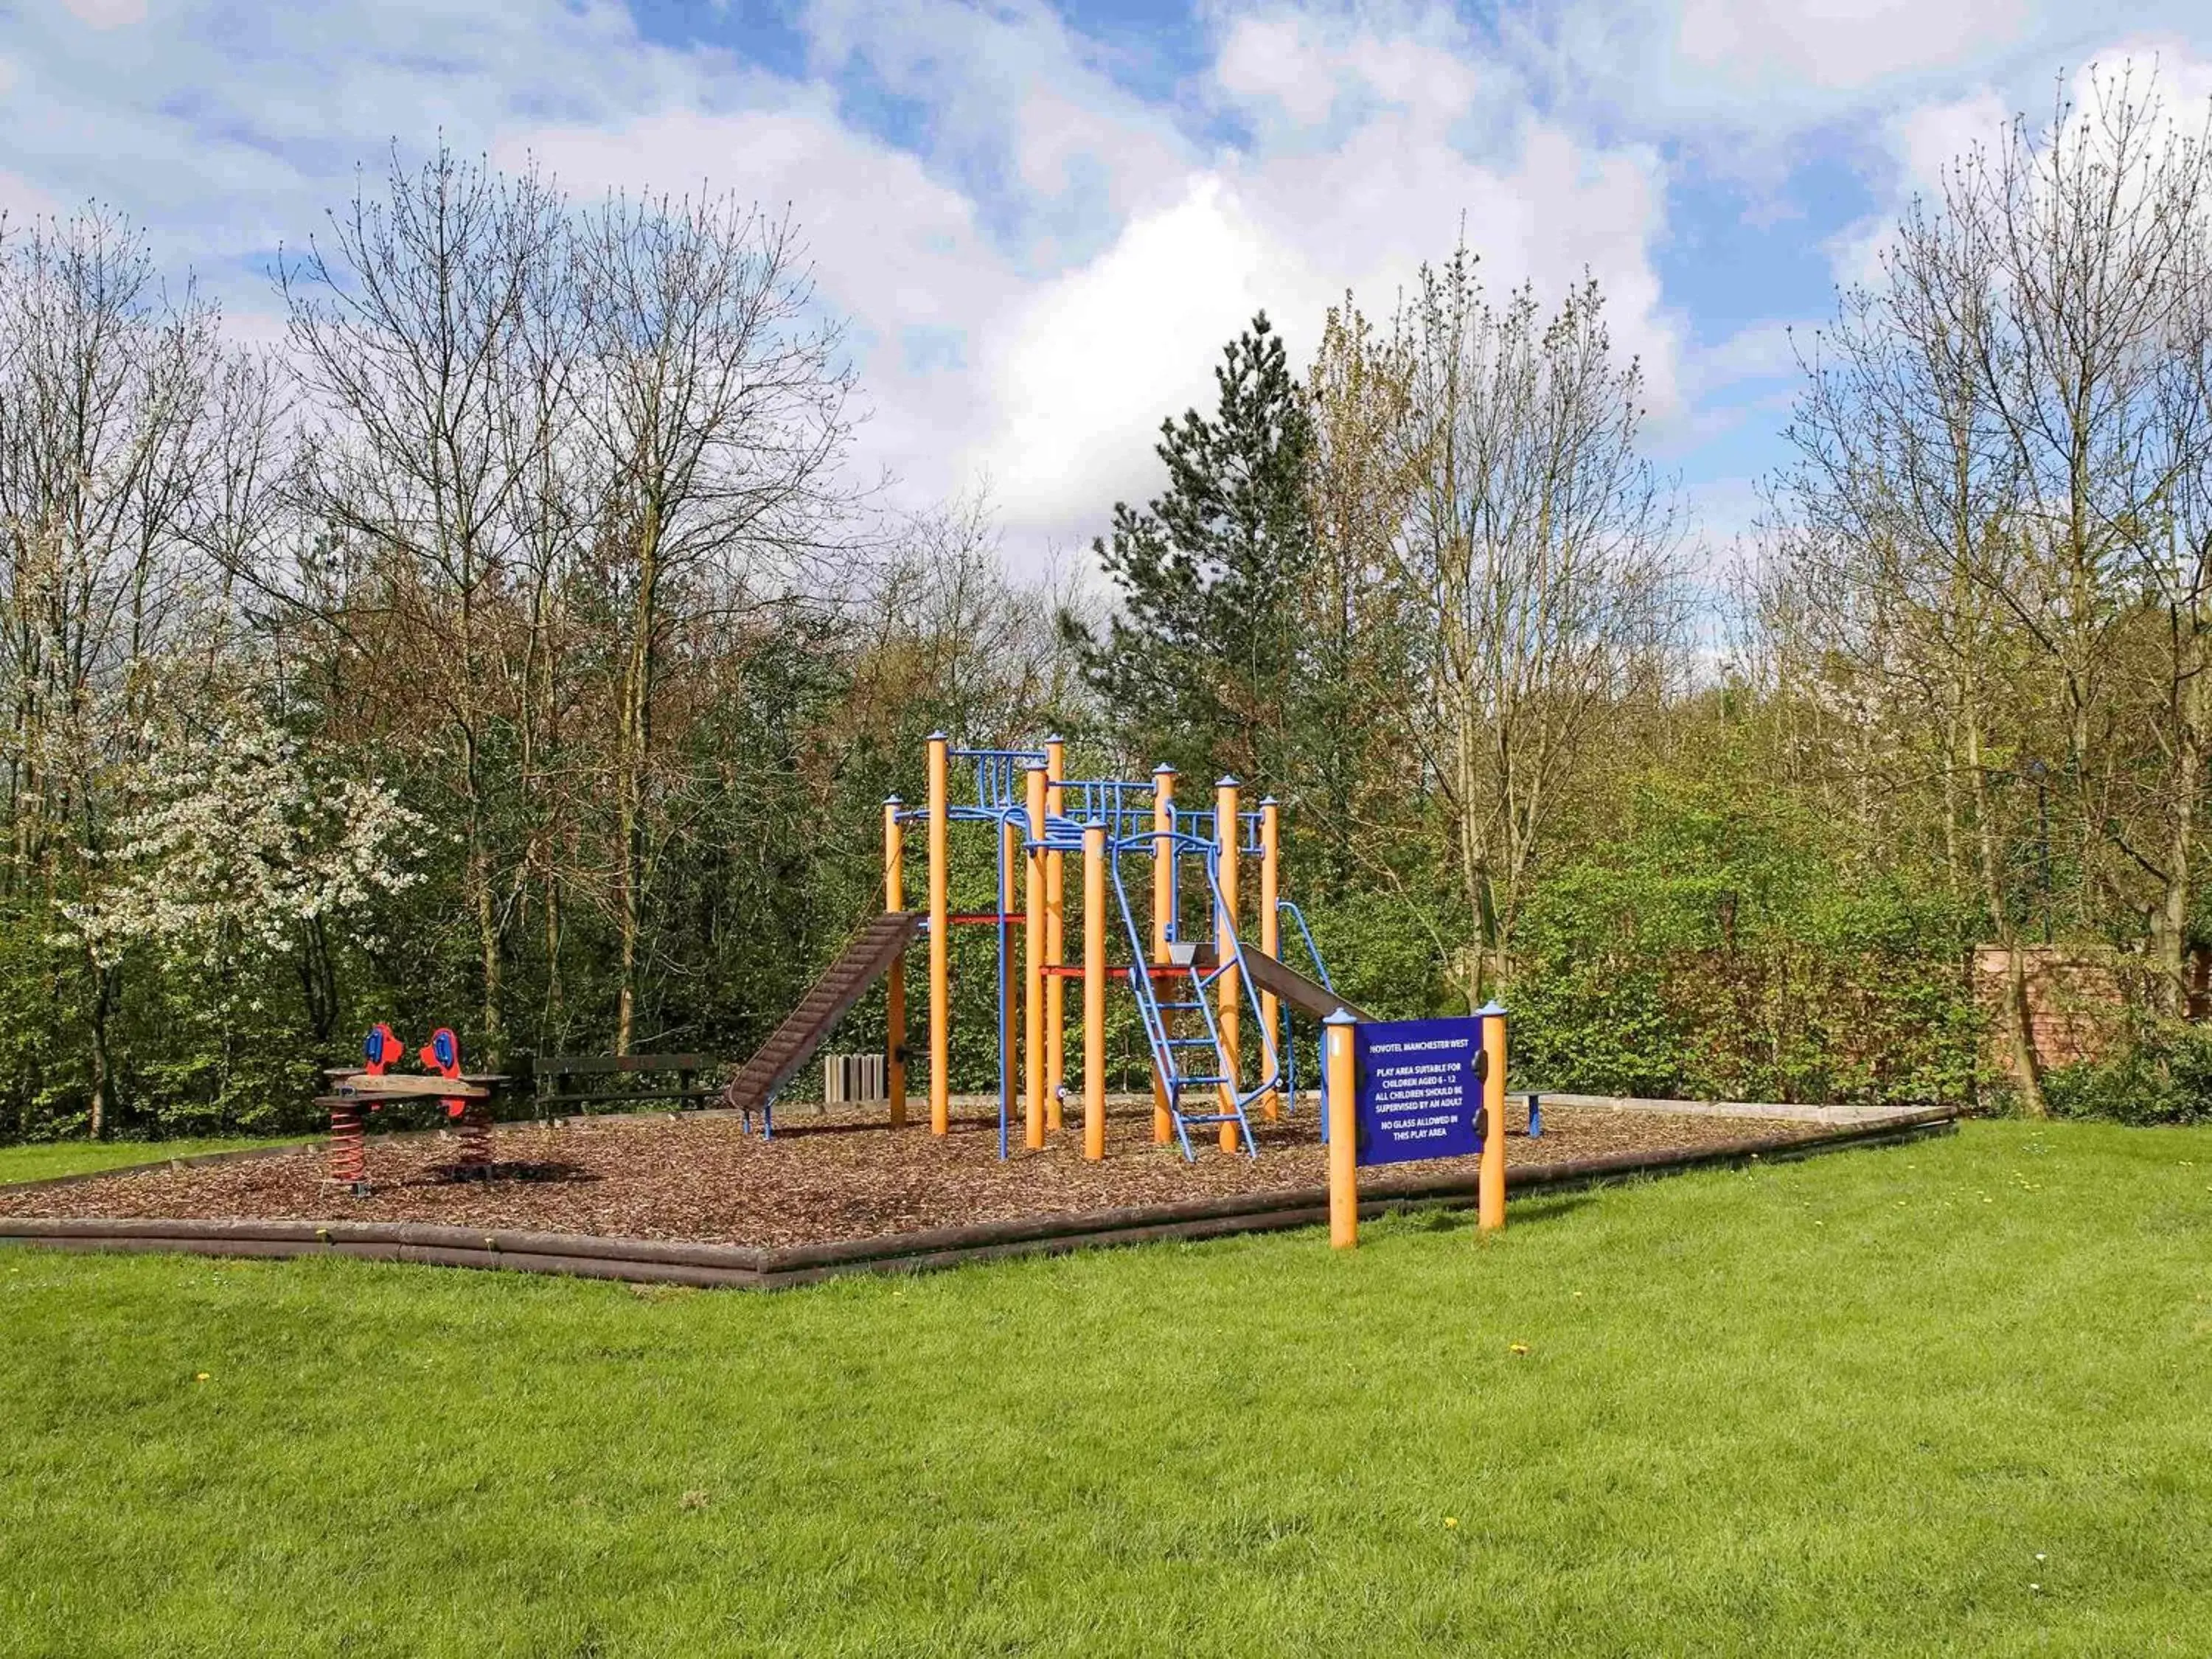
xmin=1239 ymin=947 xmax=1371 ymax=1022
xmin=723 ymin=913 xmax=922 ymax=1121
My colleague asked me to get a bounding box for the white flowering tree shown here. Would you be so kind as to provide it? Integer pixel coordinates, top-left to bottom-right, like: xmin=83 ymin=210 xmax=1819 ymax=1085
xmin=57 ymin=692 xmax=423 ymax=1124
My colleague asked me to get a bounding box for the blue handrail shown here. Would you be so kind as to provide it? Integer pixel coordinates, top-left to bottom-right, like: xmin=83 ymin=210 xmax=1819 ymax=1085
xmin=1274 ymin=898 xmax=1339 ymax=1130
xmin=1276 ymin=899 xmax=1335 ymax=990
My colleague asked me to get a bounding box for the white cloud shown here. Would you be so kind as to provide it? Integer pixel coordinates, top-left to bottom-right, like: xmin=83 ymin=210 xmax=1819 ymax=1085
xmin=496 ymin=103 xmax=1025 ymax=509
xmin=1817 ymin=86 xmax=2012 ymax=290
xmin=1677 ymin=0 xmax=2031 ymax=93
xmin=961 ymin=8 xmax=1676 ymax=546
xmin=44 ymin=0 xmax=2207 ymax=574
xmin=500 ymin=105 xmax=997 ymax=330
xmin=1216 ymin=15 xmax=1341 ymax=125
xmin=801 ymin=0 xmax=1192 ymax=274
xmin=974 ymin=178 xmax=1275 ymax=535
xmin=0 ymin=169 xmax=60 ymax=224
xmin=61 ymin=0 xmax=147 ymax=28
xmin=1680 ymin=319 xmax=1805 ymax=399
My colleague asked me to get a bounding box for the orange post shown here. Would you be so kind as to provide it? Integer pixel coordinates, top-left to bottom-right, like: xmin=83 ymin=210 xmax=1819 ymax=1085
xmin=927 ymin=734 xmax=950 ymax=1135
xmin=1326 ymin=1011 xmax=1357 ymax=1248
xmin=1150 ymin=765 xmax=1176 ymax=1144
xmin=1083 ymin=824 xmax=1107 ymax=1161
xmin=1024 ymin=764 xmax=1048 ymax=1147
xmin=1259 ymin=796 xmax=1281 ymax=1120
xmin=1214 ymin=776 xmax=1241 ymax=1151
xmin=1045 ymin=736 xmax=1066 ymax=1105
xmin=1478 ymin=1001 xmax=1507 ymax=1231
xmin=884 ymin=796 xmax=906 ymax=1128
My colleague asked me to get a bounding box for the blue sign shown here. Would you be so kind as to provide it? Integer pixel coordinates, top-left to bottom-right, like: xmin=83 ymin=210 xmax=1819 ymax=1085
xmin=1352 ymin=1016 xmax=1488 ymax=1167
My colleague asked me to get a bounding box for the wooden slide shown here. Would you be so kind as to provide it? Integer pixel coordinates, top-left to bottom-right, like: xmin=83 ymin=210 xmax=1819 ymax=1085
xmin=722 ymin=912 xmax=923 ymax=1121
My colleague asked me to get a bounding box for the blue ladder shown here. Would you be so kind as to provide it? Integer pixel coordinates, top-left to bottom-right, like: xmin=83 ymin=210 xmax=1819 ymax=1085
xmin=1108 ymin=832 xmax=1280 ymax=1161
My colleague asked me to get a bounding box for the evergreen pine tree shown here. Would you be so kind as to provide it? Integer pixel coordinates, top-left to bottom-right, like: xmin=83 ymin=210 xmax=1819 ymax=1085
xmin=1066 ymin=313 xmax=1316 ymax=785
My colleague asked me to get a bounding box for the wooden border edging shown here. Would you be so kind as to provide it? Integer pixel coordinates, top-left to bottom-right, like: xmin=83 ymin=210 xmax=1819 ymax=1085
xmin=1524 ymin=1091 xmax=1943 ymax=1126
xmin=0 ymin=1109 xmax=1956 ymax=1290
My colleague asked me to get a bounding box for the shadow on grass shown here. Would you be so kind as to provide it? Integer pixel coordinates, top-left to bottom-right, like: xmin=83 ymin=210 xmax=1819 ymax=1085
xmin=1373 ymin=1190 xmax=1600 ymax=1235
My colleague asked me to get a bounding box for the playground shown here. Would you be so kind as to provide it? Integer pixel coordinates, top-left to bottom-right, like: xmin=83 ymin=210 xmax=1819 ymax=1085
xmin=0 ymin=734 xmax=1952 ymax=1281
xmin=0 ymin=1096 xmax=1870 ymax=1248
xmin=0 ymin=740 xmax=2194 ymax=1652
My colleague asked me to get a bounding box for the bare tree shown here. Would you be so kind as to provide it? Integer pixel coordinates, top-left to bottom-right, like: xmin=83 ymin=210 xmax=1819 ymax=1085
xmin=1775 ymin=180 xmax=2051 ymax=1107
xmin=282 ymin=145 xmax=568 ymax=1057
xmin=1304 ymin=296 xmax=1429 ymax=897
xmin=1391 ymin=251 xmax=1686 ymax=1002
xmin=568 ymin=193 xmax=855 ymax=1052
xmin=1958 ymin=74 xmax=2212 ymax=1004
xmin=1775 ymin=66 xmax=2212 ymax=1108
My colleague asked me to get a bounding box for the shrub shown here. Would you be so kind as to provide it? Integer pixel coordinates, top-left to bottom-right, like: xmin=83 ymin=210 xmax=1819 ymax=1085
xmin=2042 ymin=1020 xmax=2212 ymax=1126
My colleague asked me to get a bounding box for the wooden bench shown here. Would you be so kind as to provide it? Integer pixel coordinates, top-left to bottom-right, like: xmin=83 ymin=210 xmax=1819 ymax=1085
xmin=520 ymin=1054 xmax=718 ymax=1118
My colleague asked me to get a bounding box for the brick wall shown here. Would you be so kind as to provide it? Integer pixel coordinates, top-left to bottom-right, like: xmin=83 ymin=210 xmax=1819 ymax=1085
xmin=1973 ymin=943 xmax=2210 ymax=1072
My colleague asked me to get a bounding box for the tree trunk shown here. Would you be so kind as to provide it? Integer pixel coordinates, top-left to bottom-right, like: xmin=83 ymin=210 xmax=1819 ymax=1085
xmin=2152 ymin=616 xmax=2205 ymax=1017
xmin=613 ymin=503 xmax=661 ymax=1059
xmin=86 ymin=956 xmax=114 ymax=1140
xmin=464 ymin=725 xmax=504 ymax=1063
xmin=1448 ymin=668 xmax=1498 ymax=1011
xmin=299 ymin=914 xmax=340 ymax=1057
xmin=542 ymin=870 xmax=564 ymax=1035
xmin=1965 ymin=695 xmax=2046 ymax=1116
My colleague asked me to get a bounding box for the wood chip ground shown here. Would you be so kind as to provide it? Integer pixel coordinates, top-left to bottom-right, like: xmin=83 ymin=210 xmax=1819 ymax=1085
xmin=0 ymin=1097 xmax=1820 ymax=1250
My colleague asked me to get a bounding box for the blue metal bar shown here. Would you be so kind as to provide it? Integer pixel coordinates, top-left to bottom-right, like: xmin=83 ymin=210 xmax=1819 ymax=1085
xmin=950 ymin=746 xmax=1049 ymax=816
xmin=1277 ymin=900 xmax=1335 ymax=990
xmin=995 ymin=805 xmax=1012 ymax=1160
xmin=1278 ymin=899 xmax=1336 ymax=1134
xmin=928 ymin=737 xmax=1324 ymax=1162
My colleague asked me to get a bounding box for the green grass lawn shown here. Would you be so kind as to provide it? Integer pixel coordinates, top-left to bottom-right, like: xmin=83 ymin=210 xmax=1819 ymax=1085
xmin=2 ymin=1119 xmax=2208 ymax=1658
xmin=0 ymin=1135 xmax=310 ymax=1186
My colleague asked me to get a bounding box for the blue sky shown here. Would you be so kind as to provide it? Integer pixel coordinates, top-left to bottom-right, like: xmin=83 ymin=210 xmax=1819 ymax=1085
xmin=4 ymin=0 xmax=2209 ymax=568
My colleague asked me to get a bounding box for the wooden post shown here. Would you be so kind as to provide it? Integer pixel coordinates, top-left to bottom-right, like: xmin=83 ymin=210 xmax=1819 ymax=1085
xmin=927 ymin=734 xmax=950 ymax=1136
xmin=1150 ymin=765 xmax=1176 ymax=1145
xmin=1045 ymin=736 xmax=1066 ymax=1107
xmin=884 ymin=796 xmax=906 ymax=1128
xmin=1326 ymin=1012 xmax=1357 ymax=1248
xmin=1025 ymin=763 xmax=1048 ymax=1148
xmin=1259 ymin=796 xmax=1281 ymax=1121
xmin=1215 ymin=776 xmax=1241 ymax=1152
xmin=1478 ymin=1001 xmax=1507 ymax=1232
xmin=1084 ymin=824 xmax=1107 ymax=1161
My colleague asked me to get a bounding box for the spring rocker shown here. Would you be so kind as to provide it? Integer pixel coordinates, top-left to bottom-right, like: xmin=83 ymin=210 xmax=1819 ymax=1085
xmin=317 ymin=1024 xmax=501 ymax=1194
